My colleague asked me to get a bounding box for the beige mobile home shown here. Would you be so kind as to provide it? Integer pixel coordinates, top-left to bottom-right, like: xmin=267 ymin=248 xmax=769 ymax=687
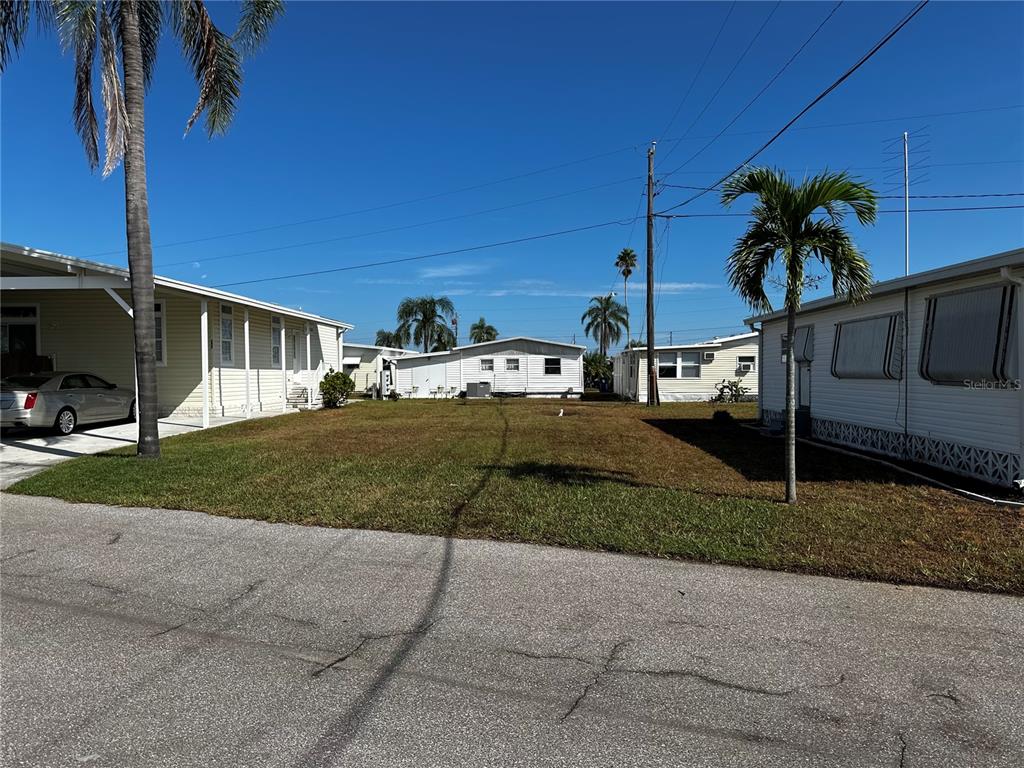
xmin=342 ymin=342 xmax=420 ymax=397
xmin=749 ymin=248 xmax=1022 ymax=488
xmin=1 ymin=243 xmax=352 ymax=425
xmin=612 ymin=332 xmax=759 ymax=402
xmin=389 ymin=337 xmax=584 ymax=398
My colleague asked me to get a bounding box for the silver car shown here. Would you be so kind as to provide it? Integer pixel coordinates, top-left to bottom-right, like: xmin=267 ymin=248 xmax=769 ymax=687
xmin=0 ymin=372 xmax=136 ymax=435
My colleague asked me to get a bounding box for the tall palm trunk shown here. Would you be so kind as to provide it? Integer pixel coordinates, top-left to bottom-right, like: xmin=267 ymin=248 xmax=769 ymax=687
xmin=120 ymin=1 xmax=159 ymax=458
xmin=784 ymin=302 xmax=797 ymax=503
xmin=623 ymin=277 xmax=629 ymax=342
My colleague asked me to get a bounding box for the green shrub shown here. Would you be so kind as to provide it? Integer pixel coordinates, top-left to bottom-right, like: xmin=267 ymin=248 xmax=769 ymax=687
xmin=319 ymin=368 xmax=355 ymax=408
xmin=711 ymin=379 xmax=750 ymax=404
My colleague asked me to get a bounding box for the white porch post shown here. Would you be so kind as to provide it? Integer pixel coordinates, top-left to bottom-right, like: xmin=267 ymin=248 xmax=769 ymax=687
xmin=280 ymin=322 xmax=287 ymax=413
xmin=243 ymin=310 xmax=251 ymax=418
xmin=103 ymin=288 xmax=140 ymax=434
xmin=200 ymin=300 xmax=210 ymax=429
xmin=306 ymin=323 xmax=313 ymax=407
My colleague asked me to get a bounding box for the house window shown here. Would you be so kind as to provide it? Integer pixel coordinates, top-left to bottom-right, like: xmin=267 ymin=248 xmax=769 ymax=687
xmin=506 ymin=358 xmax=520 ymax=371
xmin=271 ymin=316 xmax=282 ymax=366
xmin=220 ymin=305 xmax=234 ymax=364
xmin=920 ymin=284 xmax=1017 ymax=385
xmin=154 ymin=302 xmax=166 ymax=365
xmin=831 ymin=313 xmax=903 ymax=380
xmin=781 ymin=326 xmax=814 ymax=364
xmin=480 ymin=358 xmax=494 ymax=371
xmin=657 ymin=352 xmax=677 ymax=378
xmin=680 ymin=350 xmax=700 ymax=378
xmin=0 ymin=305 xmax=38 ymax=355
xmin=737 ymin=355 xmax=756 ymax=371
xmin=544 ymin=358 xmax=561 ymax=375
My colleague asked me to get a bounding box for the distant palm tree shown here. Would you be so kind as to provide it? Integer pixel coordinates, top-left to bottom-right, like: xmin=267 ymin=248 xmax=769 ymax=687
xmin=581 ymin=295 xmax=628 ymax=357
xmin=469 ymin=317 xmax=498 ymax=344
xmin=375 ymin=329 xmax=404 ymax=349
xmin=396 ymin=296 xmax=457 ymax=353
xmin=614 ymin=247 xmax=638 ymax=340
xmin=0 ymin=0 xmax=284 ymax=458
xmin=722 ymin=167 xmax=876 ymax=504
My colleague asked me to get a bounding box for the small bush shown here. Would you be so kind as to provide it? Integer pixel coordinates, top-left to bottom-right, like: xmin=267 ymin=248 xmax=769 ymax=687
xmin=387 ymin=389 xmax=402 ymax=401
xmin=711 ymin=379 xmax=750 ymax=403
xmin=319 ymin=368 xmax=355 ymax=408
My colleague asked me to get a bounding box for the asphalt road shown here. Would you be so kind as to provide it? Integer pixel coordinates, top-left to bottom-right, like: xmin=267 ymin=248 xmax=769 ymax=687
xmin=2 ymin=494 xmax=1022 ymax=767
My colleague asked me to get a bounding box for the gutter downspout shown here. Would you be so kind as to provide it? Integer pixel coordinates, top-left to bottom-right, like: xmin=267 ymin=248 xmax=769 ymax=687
xmin=1000 ymin=266 xmax=1024 ymax=488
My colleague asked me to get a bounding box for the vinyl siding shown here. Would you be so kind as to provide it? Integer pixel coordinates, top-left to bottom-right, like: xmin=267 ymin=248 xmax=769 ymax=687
xmin=617 ymin=338 xmax=759 ymax=402
xmin=759 ymin=270 xmax=1021 ymax=457
xmin=1 ymin=287 xmax=342 ymax=418
xmin=393 ymin=340 xmax=583 ymax=397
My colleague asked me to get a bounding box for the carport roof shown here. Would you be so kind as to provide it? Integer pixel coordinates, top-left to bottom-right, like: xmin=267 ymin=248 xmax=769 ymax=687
xmin=1 ymin=242 xmax=354 ymax=330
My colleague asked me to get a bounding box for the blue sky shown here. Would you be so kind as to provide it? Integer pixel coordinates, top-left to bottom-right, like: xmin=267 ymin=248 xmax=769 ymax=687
xmin=2 ymin=1 xmax=1022 ymax=347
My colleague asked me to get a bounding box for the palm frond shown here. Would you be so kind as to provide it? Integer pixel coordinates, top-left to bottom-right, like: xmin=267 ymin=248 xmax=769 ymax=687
xmin=98 ymin=3 xmax=128 ymax=176
xmin=0 ymin=0 xmax=32 ymax=71
xmin=797 ymin=170 xmax=878 ymax=226
xmin=802 ymin=219 xmax=873 ymax=303
xmin=720 ymin=166 xmax=790 ymax=210
xmin=234 ymin=0 xmax=283 ymax=56
xmin=725 ymin=221 xmax=780 ymax=313
xmin=172 ymin=0 xmax=242 ymax=137
xmin=54 ymin=1 xmax=100 ymax=169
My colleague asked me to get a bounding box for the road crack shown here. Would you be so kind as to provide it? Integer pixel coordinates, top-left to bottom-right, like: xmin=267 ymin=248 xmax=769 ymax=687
xmin=560 ymin=639 xmax=631 ymax=722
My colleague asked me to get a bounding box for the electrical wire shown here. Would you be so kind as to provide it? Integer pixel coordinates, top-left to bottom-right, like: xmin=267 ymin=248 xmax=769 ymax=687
xmin=659 ymin=204 xmax=1024 ymax=218
xmin=214 ymin=216 xmax=642 ymax=289
xmin=657 ymin=0 xmax=931 ymax=215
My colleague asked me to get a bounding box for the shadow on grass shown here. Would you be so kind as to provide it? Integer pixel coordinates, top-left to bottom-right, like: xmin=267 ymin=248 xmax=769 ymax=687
xmin=481 ymin=461 xmax=650 ymax=489
xmin=298 ymin=402 xmax=511 ymax=767
xmin=643 ymin=418 xmax=919 ymax=487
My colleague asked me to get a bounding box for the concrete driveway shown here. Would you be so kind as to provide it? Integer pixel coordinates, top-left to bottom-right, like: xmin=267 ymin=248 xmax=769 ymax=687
xmin=2 ymin=494 xmax=1022 ymax=768
xmin=1 ymin=414 xmax=269 ymax=488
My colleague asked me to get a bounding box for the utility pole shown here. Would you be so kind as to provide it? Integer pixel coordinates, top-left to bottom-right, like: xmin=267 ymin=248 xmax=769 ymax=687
xmin=669 ymin=331 xmax=673 ymax=345
xmin=453 ymin=313 xmax=459 ymax=348
xmin=645 ymin=141 xmax=659 ymax=406
xmin=903 ymin=131 xmax=910 ymax=276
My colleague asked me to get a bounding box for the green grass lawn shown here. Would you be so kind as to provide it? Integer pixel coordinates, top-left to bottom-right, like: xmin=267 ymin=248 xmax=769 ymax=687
xmin=9 ymin=400 xmax=1023 ymax=593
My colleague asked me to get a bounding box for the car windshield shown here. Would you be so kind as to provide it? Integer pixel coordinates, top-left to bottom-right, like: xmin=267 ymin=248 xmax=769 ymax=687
xmin=1 ymin=375 xmax=52 ymax=389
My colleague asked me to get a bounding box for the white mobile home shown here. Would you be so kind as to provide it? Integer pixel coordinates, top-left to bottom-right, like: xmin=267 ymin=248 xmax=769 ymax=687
xmin=749 ymin=248 xmax=1022 ymax=488
xmin=341 ymin=343 xmax=421 ymax=397
xmin=388 ymin=337 xmax=584 ymax=398
xmin=1 ymin=243 xmax=353 ymax=425
xmin=612 ymin=332 xmax=759 ymax=402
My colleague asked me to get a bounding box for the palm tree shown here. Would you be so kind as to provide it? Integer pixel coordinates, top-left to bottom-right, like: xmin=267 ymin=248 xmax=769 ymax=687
xmin=583 ymin=351 xmax=612 ymax=390
xmin=1 ymin=1 xmax=284 ymax=458
xmin=375 ymin=329 xmax=404 ymax=349
xmin=469 ymin=316 xmax=498 ymax=344
xmin=396 ymin=296 xmax=457 ymax=353
xmin=614 ymin=247 xmax=637 ymax=340
xmin=722 ymin=167 xmax=876 ymax=504
xmin=581 ymin=295 xmax=628 ymax=357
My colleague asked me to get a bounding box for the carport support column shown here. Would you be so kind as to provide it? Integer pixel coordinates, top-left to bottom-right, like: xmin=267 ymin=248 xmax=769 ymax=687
xmin=243 ymin=310 xmax=251 ymax=418
xmin=280 ymin=322 xmax=287 ymax=413
xmin=306 ymin=323 xmax=313 ymax=408
xmin=200 ymin=300 xmax=210 ymax=429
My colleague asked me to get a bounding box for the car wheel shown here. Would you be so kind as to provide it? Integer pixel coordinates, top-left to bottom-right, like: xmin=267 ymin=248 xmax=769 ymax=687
xmin=55 ymin=408 xmax=77 ymax=436
xmin=128 ymin=400 xmax=136 ymax=420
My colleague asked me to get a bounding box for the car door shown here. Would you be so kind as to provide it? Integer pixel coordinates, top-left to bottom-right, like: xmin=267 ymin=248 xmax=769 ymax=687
xmin=57 ymin=374 xmax=97 ymax=423
xmin=85 ymin=375 xmax=124 ymax=419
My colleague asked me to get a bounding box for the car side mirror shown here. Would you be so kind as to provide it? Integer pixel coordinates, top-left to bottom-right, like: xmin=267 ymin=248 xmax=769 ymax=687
xmin=108 ymin=383 xmax=118 ymax=389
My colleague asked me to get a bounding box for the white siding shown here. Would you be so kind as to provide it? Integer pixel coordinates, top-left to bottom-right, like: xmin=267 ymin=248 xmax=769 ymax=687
xmin=758 ymin=269 xmax=1022 ymax=484
xmin=393 ymin=339 xmax=583 ymax=397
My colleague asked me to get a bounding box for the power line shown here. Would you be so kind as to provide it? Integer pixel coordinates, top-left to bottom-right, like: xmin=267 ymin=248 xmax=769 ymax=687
xmin=656 ymin=1 xmax=737 ymax=158
xmin=659 ymin=186 xmax=1024 ymax=199
xmin=83 ymin=144 xmax=646 ymax=259
xmin=214 ymin=216 xmax=641 ymax=289
xmin=158 ymin=175 xmax=642 ymax=269
xmin=658 ymin=1 xmax=843 ymax=185
xmin=660 ymin=204 xmax=1024 ymax=219
xmin=657 ymin=0 xmax=931 ymax=215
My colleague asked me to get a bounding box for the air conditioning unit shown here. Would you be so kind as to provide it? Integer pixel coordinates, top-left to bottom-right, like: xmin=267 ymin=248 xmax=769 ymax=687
xmin=703 ymin=351 xmax=715 ymax=362
xmin=738 ymin=362 xmax=754 ymax=373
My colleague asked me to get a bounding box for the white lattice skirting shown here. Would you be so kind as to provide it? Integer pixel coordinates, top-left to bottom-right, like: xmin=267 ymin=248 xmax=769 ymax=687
xmin=810 ymin=417 xmax=1021 ymax=488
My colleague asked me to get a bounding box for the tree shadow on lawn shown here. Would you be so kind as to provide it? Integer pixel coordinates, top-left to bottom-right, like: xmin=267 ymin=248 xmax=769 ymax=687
xmin=481 ymin=461 xmax=652 ymax=489
xmin=643 ymin=418 xmax=919 ymax=487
